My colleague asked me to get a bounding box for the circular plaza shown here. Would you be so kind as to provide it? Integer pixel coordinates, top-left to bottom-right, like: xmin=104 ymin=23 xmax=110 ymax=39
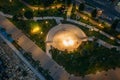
xmin=46 ymin=24 xmax=87 ymax=52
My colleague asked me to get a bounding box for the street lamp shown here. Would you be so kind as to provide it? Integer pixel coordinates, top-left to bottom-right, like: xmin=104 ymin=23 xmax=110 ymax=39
xmin=83 ymin=16 xmax=88 ymax=20
xmin=22 ymin=8 xmax=25 ymax=12
xmin=45 ymin=21 xmax=48 ymax=24
xmin=41 ymin=31 xmax=43 ymax=34
xmin=9 ymin=0 xmax=12 ymax=2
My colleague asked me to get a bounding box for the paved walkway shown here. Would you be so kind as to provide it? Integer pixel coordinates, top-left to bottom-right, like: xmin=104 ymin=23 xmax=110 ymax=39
xmin=0 ymin=11 xmax=13 ymax=18
xmin=33 ymin=17 xmax=63 ymax=24
xmin=0 ymin=33 xmax=46 ymax=80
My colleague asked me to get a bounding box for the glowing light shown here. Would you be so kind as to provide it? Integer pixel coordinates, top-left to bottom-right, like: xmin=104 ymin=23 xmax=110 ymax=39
xmin=110 ymin=37 xmax=115 ymax=40
xmin=76 ymin=6 xmax=79 ymax=10
xmin=31 ymin=26 xmax=40 ymax=34
xmin=45 ymin=21 xmax=48 ymax=24
xmin=40 ymin=8 xmax=44 ymax=10
xmin=41 ymin=31 xmax=43 ymax=34
xmin=98 ymin=23 xmax=104 ymax=28
xmin=98 ymin=24 xmax=102 ymax=26
xmin=22 ymin=8 xmax=25 ymax=11
xmin=51 ymin=6 xmax=55 ymax=9
xmin=62 ymin=37 xmax=74 ymax=47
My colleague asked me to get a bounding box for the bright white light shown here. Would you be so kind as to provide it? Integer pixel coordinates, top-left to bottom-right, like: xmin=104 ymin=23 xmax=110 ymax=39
xmin=62 ymin=37 xmax=74 ymax=46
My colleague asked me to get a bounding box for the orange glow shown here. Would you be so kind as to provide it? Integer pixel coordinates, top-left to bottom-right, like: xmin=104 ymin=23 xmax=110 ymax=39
xmin=31 ymin=27 xmax=40 ymax=34
xmin=83 ymin=16 xmax=88 ymax=20
xmin=22 ymin=8 xmax=25 ymax=11
xmin=98 ymin=23 xmax=104 ymax=28
xmin=51 ymin=6 xmax=55 ymax=9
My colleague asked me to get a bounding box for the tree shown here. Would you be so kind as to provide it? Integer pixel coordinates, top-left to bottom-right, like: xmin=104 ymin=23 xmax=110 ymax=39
xmin=91 ymin=9 xmax=98 ymax=18
xmin=22 ymin=70 xmax=28 ymax=77
xmin=33 ymin=60 xmax=40 ymax=67
xmin=24 ymin=10 xmax=33 ymax=19
xmin=79 ymin=3 xmax=85 ymax=11
xmin=12 ymin=15 xmax=18 ymax=21
xmin=111 ymin=19 xmax=120 ymax=30
xmin=12 ymin=13 xmax=23 ymax=21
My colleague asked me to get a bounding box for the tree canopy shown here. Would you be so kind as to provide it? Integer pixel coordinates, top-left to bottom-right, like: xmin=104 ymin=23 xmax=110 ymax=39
xmin=91 ymin=9 xmax=98 ymax=18
xmin=24 ymin=10 xmax=33 ymax=19
xmin=79 ymin=3 xmax=85 ymax=11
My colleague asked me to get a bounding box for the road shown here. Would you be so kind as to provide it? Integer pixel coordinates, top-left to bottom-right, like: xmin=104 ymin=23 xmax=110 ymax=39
xmin=0 ymin=33 xmax=46 ymax=80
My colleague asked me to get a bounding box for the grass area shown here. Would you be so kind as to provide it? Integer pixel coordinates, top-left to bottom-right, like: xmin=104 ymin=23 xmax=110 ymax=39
xmin=0 ymin=0 xmax=30 ymax=15
xmin=61 ymin=21 xmax=120 ymax=46
xmin=10 ymin=19 xmax=57 ymax=51
xmin=50 ymin=41 xmax=120 ymax=76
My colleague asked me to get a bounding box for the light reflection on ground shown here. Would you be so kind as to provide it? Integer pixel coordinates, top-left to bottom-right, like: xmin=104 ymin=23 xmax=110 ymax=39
xmin=53 ymin=30 xmax=81 ymax=52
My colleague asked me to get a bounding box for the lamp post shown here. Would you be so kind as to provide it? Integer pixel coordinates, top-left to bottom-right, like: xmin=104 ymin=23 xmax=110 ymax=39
xmin=9 ymin=0 xmax=12 ymax=3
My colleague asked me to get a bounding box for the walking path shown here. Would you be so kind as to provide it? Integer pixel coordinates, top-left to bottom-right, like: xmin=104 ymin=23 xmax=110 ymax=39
xmin=0 ymin=33 xmax=46 ymax=80
xmin=33 ymin=17 xmax=63 ymax=24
